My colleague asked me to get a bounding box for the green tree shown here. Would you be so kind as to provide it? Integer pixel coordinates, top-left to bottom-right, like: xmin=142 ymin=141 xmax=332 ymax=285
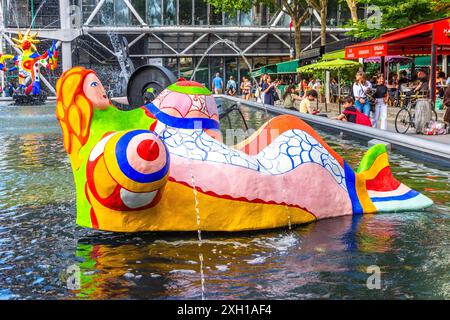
xmin=306 ymin=0 xmax=328 ymax=46
xmin=207 ymin=1 xmax=311 ymax=59
xmin=344 ymin=0 xmax=360 ymax=23
xmin=347 ymin=0 xmax=450 ymax=38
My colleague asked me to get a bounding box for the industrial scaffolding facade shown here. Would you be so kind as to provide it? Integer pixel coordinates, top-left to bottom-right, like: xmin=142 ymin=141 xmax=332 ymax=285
xmin=0 ymin=0 xmax=361 ymax=93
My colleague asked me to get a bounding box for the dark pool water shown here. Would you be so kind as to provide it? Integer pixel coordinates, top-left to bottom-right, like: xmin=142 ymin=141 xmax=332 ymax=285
xmin=0 ymin=101 xmax=448 ymax=300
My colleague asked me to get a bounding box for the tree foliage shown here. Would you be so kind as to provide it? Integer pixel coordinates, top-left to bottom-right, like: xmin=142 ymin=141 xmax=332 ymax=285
xmin=207 ymin=0 xmax=270 ymax=15
xmin=207 ymin=0 xmax=450 ymax=55
xmin=347 ymin=0 xmax=450 ymax=38
xmin=207 ymin=0 xmax=311 ymax=58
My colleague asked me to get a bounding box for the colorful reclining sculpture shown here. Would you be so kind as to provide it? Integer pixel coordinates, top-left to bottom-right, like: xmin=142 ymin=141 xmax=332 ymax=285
xmin=56 ymin=67 xmax=433 ymax=232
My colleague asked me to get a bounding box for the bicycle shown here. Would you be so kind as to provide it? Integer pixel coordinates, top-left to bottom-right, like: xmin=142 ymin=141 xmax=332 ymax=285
xmin=388 ymin=90 xmax=401 ymax=108
xmin=394 ymin=93 xmax=438 ymax=134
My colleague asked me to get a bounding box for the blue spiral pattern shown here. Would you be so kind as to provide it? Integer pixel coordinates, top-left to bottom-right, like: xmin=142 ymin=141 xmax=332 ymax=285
xmin=159 ymin=127 xmax=346 ymax=190
xmin=115 ymin=130 xmax=170 ymax=183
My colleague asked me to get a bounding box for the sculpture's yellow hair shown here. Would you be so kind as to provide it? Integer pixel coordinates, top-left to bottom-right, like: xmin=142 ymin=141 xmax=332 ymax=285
xmin=56 ymin=67 xmax=94 ymax=170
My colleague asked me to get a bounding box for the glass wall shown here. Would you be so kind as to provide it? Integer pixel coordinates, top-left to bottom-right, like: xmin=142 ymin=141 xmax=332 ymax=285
xmin=192 ymin=57 xmax=209 ymax=87
xmin=164 ymin=57 xmax=178 ymax=75
xmin=224 ymin=13 xmax=237 ymax=26
xmin=179 ymin=57 xmax=193 ymax=79
xmin=210 ymin=57 xmax=224 ymax=89
xmin=147 ymin=0 xmax=162 ymax=25
xmin=164 ymin=0 xmax=177 ymax=25
xmin=209 ymin=8 xmax=222 ymax=25
xmin=253 ymin=57 xmax=268 ymax=69
xmin=179 ymin=0 xmax=192 ymax=25
xmin=337 ymin=3 xmax=351 ymax=26
xmin=3 ymin=0 xmax=60 ymax=28
xmin=239 ymin=11 xmax=252 ymax=26
xmin=225 ymin=57 xmax=238 ymax=84
xmin=84 ymin=0 xmax=134 ymax=25
xmin=74 ymin=0 xmax=368 ymax=27
xmin=98 ymin=0 xmax=114 ymax=25
xmin=131 ymin=0 xmax=146 ymax=25
xmin=327 ymin=0 xmax=338 ymax=27
xmin=238 ymin=58 xmax=250 ymax=83
xmin=75 ymin=1 xmax=367 ymax=27
xmin=114 ymin=0 xmax=130 ymax=26
xmin=194 ymin=0 xmax=208 ymax=25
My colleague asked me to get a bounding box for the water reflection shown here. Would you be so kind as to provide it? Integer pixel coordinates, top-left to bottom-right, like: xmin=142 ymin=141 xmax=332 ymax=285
xmin=0 ymin=101 xmax=449 ymax=299
xmin=63 ymin=210 xmax=450 ymax=299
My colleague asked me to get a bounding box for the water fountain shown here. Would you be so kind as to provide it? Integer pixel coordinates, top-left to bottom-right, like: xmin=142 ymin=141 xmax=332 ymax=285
xmin=178 ymin=126 xmax=206 ymax=300
xmin=0 ymin=1 xmax=449 ymax=303
xmin=97 ymin=7 xmax=135 ymax=96
xmin=189 ymin=38 xmax=269 ymax=138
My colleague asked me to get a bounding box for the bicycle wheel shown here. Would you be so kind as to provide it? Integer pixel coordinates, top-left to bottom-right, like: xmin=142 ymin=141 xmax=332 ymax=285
xmin=431 ymin=109 xmax=438 ymax=121
xmin=395 ymin=108 xmax=412 ymax=133
xmin=392 ymin=97 xmax=399 ymax=108
xmin=428 ymin=101 xmax=438 ymax=121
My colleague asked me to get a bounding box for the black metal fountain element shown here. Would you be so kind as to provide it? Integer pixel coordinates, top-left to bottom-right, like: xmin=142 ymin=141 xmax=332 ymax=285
xmin=126 ymin=64 xmax=177 ymax=109
xmin=125 ymin=64 xmax=249 ymax=130
xmin=218 ymin=102 xmax=249 ymax=131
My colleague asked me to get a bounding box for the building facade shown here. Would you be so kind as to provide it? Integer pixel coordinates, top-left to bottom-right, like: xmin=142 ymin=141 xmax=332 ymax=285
xmin=0 ymin=0 xmax=365 ymax=94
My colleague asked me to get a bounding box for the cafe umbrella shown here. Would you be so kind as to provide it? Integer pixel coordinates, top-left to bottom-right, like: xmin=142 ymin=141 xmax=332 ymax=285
xmin=297 ymin=59 xmax=362 ymax=110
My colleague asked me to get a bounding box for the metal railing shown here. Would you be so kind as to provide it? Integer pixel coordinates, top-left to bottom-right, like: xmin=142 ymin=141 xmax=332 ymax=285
xmin=216 ymin=95 xmax=450 ymax=166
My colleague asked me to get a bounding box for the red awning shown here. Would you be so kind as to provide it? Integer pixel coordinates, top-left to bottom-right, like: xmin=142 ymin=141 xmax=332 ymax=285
xmin=345 ymin=18 xmax=450 ymax=59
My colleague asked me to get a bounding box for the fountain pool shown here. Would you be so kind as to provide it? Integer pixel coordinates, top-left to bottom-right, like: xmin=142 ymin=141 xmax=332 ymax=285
xmin=0 ymin=101 xmax=448 ymax=299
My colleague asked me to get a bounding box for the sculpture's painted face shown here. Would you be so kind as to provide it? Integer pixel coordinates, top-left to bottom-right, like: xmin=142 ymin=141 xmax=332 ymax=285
xmin=83 ymin=73 xmax=110 ymax=109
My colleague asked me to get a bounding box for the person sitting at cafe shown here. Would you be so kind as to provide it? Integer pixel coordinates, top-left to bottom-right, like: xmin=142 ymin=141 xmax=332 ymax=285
xmin=413 ymin=70 xmax=429 ymax=96
xmin=398 ymin=70 xmax=409 ymax=87
xmin=282 ymin=85 xmax=302 ymax=110
xmin=387 ymin=73 xmax=399 ymax=101
xmin=437 ymin=72 xmax=447 ymax=99
xmin=298 ymin=89 xmax=319 ymax=114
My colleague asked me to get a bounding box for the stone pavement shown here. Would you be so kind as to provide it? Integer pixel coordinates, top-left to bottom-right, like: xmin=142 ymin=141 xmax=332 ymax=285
xmin=274 ymin=101 xmax=450 ymax=145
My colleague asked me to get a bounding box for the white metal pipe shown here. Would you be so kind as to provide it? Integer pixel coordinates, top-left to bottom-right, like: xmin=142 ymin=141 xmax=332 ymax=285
xmin=81 ymin=26 xmax=350 ymax=34
xmin=129 ymin=53 xmax=291 ymax=58
xmin=150 ymin=33 xmax=179 ymax=54
xmin=180 ymin=33 xmax=209 ymax=54
xmin=242 ymin=34 xmax=267 ymax=54
xmin=84 ymin=0 xmax=106 ymax=26
xmin=122 ymin=0 xmax=147 ymax=26
xmin=127 ymin=33 xmax=146 ymax=49
xmin=302 ymin=35 xmax=321 ymax=51
xmin=60 ymin=0 xmax=73 ymax=71
xmin=272 ymin=34 xmax=291 ymax=49
xmin=85 ymin=32 xmax=116 ymax=56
